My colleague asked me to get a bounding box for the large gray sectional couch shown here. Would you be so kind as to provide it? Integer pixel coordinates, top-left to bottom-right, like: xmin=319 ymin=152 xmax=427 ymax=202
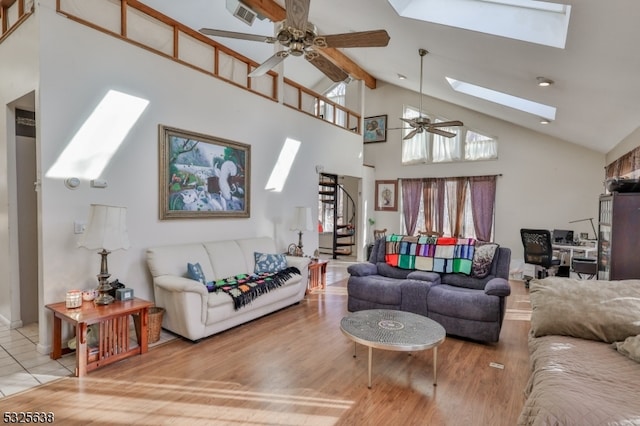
xmin=347 ymin=237 xmax=512 ymax=342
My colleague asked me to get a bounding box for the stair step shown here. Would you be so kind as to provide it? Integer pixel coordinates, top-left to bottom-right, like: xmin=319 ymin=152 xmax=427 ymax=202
xmin=318 ymin=190 xmax=335 ymax=196
xmin=334 ymin=248 xmax=352 ymax=255
xmin=335 ymin=242 xmax=355 ymax=247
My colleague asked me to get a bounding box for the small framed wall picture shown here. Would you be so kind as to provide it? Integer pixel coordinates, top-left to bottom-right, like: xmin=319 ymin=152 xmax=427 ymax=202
xmin=375 ymin=180 xmax=398 ymax=211
xmin=363 ymin=115 xmax=387 ymax=143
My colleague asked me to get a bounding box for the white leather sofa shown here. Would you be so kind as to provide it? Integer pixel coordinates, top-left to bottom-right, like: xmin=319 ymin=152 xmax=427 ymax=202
xmin=146 ymin=236 xmax=310 ymax=341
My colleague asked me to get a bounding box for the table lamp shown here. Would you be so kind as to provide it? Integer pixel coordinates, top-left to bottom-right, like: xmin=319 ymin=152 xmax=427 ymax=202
xmin=78 ymin=204 xmax=130 ymax=305
xmin=290 ymin=206 xmax=313 ymax=255
xmin=569 ymin=218 xmax=597 ymax=240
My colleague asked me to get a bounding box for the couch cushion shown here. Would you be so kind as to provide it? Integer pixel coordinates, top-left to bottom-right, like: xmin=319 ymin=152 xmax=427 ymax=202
xmin=530 ymin=277 xmax=640 ymax=343
xmin=472 ymin=242 xmax=499 ymax=278
xmin=376 ymin=262 xmax=412 ymax=279
xmin=236 ymin=237 xmax=278 ymax=271
xmin=147 ymin=243 xmax=214 ymax=280
xmin=187 ymin=262 xmax=207 ymax=285
xmin=348 ymin=275 xmax=403 ymax=305
xmin=441 ymin=273 xmax=492 ymax=290
xmin=427 ymin=285 xmax=500 ymax=322
xmin=203 ymin=241 xmax=247 ymax=280
xmin=254 ymin=252 xmax=287 ymax=273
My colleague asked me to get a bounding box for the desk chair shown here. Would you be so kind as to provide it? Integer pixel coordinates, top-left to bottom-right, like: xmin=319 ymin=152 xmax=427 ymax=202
xmin=520 ymin=229 xmax=562 ymax=288
xmin=571 ymin=257 xmax=597 ymax=279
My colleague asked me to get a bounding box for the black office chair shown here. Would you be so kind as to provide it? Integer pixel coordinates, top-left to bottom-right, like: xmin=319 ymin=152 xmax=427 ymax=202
xmin=520 ymin=229 xmax=562 ymax=288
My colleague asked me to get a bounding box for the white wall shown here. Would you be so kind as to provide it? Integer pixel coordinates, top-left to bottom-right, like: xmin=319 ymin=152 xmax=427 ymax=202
xmin=0 ymin=15 xmax=39 ymax=327
xmin=32 ymin=1 xmax=364 ymax=347
xmin=364 ymin=82 xmax=606 ymax=265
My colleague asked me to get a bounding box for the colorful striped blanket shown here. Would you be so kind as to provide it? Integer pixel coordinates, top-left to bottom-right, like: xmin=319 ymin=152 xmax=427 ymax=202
xmin=207 ymin=267 xmax=300 ymax=310
xmin=385 ymin=235 xmax=476 ymax=275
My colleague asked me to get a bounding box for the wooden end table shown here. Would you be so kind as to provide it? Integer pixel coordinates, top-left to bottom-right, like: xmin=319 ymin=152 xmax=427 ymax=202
xmin=307 ymin=259 xmax=329 ymax=293
xmin=46 ymin=297 xmax=153 ymax=377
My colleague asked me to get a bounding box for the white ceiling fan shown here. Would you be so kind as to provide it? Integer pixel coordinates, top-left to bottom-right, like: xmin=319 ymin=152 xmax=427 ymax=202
xmin=389 ymin=48 xmax=463 ymax=139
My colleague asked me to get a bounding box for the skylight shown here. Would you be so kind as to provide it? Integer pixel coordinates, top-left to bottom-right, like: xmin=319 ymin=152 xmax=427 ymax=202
xmin=388 ymin=0 xmax=571 ymax=48
xmin=446 ymin=77 xmax=556 ymax=120
xmin=47 ymin=90 xmax=149 ymax=179
xmin=265 ymin=138 xmax=301 ymax=192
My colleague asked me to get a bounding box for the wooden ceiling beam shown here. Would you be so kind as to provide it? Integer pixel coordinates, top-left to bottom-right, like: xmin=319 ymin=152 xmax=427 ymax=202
xmin=242 ymin=0 xmax=378 ymax=89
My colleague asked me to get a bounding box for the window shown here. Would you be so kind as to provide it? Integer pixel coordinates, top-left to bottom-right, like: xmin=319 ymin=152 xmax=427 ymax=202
xmin=401 ymin=106 xmax=498 ymax=165
xmin=401 ymin=176 xmax=497 ymax=242
xmin=320 ymin=82 xmax=347 ymax=127
xmin=465 ymin=129 xmax=498 ymax=160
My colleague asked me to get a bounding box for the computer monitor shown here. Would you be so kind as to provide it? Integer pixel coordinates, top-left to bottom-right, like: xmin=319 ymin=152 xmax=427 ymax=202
xmin=552 ymin=229 xmax=574 ymax=244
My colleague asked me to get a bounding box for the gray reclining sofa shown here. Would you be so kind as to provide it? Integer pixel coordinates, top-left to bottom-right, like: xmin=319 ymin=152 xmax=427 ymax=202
xmin=347 ymin=237 xmax=512 ymax=342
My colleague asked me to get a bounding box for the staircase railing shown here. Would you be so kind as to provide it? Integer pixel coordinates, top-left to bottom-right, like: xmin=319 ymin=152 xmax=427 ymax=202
xmin=55 ymin=0 xmax=361 ymax=133
xmin=0 ymin=0 xmax=34 ymax=44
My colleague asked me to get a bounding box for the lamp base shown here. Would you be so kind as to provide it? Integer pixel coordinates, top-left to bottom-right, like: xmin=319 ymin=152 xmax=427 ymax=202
xmin=94 ymin=269 xmax=114 ymax=305
xmin=94 ymin=292 xmax=114 ymax=305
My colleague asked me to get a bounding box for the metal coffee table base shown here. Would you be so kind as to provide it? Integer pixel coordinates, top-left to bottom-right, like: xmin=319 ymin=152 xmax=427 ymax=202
xmin=341 ymin=309 xmax=446 ymax=389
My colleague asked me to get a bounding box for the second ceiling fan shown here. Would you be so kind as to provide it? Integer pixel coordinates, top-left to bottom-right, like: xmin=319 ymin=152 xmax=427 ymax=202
xmin=199 ymin=0 xmax=390 ymax=82
xmin=389 ymin=48 xmax=463 ymax=139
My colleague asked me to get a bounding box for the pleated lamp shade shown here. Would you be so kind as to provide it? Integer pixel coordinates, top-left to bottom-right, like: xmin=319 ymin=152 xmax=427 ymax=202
xmin=78 ymin=204 xmax=130 ymax=251
xmin=290 ymin=206 xmax=313 ymax=232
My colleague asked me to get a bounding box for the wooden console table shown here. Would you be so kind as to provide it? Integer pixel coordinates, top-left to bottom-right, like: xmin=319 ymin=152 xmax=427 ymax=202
xmin=307 ymin=260 xmax=329 ymax=293
xmin=46 ymin=298 xmax=153 ymax=377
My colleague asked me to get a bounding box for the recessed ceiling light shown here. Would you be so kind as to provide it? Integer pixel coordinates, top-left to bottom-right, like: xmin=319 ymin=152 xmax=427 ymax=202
xmin=537 ymin=77 xmax=554 ymax=87
xmin=397 ymin=73 xmax=407 ymax=80
xmin=540 ymin=118 xmax=551 ymax=124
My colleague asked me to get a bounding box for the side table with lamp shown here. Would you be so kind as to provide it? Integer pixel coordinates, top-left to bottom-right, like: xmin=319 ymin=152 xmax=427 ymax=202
xmin=46 ymin=204 xmax=153 ymax=376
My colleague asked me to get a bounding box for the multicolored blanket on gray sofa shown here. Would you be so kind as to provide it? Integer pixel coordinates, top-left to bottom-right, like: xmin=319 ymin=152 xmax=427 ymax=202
xmin=385 ymin=234 xmax=476 ymax=274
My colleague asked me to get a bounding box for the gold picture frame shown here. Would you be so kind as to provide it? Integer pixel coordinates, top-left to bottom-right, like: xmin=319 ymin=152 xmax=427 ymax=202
xmin=159 ymin=125 xmax=250 ymax=219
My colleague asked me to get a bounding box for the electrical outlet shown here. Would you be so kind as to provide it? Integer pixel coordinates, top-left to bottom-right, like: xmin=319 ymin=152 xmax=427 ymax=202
xmin=74 ymin=221 xmax=86 ymax=234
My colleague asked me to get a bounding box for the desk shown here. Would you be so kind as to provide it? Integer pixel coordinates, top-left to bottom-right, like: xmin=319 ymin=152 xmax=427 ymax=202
xmin=552 ymin=244 xmax=597 ymax=264
xmin=46 ymin=298 xmax=152 ymax=377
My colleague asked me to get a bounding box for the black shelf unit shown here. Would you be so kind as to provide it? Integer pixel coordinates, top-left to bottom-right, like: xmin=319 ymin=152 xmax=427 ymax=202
xmin=597 ymin=192 xmax=640 ymax=280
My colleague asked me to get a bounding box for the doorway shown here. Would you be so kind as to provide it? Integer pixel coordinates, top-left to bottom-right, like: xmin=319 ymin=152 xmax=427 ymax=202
xmin=10 ymin=94 xmax=39 ymax=327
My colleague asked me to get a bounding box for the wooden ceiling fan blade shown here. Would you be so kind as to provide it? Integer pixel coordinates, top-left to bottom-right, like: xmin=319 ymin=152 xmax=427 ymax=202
xmin=199 ymin=28 xmax=275 ymax=43
xmin=430 ymin=120 xmax=464 ymax=128
xmin=285 ymin=0 xmax=310 ymax=31
xmin=427 ymin=127 xmax=457 ymax=138
xmin=400 ymin=117 xmax=418 ymax=127
xmin=249 ymin=52 xmax=288 ymax=78
xmin=404 ymin=128 xmax=421 ymax=140
xmin=307 ymin=54 xmax=349 ymax=82
xmin=320 ymin=30 xmax=390 ymax=48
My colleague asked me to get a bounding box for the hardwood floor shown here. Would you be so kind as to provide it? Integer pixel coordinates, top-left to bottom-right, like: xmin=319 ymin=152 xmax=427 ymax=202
xmin=0 ymin=272 xmax=532 ymax=426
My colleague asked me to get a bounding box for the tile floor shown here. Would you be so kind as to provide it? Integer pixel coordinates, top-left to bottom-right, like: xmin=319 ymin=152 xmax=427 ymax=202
xmin=0 ymin=260 xmax=352 ymax=399
xmin=0 ymin=321 xmax=176 ymax=399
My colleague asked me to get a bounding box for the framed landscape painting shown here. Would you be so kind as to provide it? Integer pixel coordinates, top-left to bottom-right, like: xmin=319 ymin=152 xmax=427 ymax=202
xmin=159 ymin=125 xmax=250 ymax=219
xmin=363 ymin=114 xmax=387 ymax=143
xmin=375 ymin=180 xmax=398 ymax=211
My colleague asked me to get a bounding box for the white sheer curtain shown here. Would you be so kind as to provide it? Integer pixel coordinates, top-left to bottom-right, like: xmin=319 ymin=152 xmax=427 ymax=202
xmin=401 ymin=106 xmax=429 ymax=164
xmin=432 ymin=120 xmax=462 ymax=162
xmin=465 ymin=130 xmax=498 ymax=160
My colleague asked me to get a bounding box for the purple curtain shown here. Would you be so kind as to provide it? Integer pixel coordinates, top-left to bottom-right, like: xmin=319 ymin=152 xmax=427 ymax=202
xmin=470 ymin=175 xmax=497 ymax=242
xmin=401 ymin=179 xmax=423 ymax=235
xmin=423 ymin=178 xmax=446 ymax=235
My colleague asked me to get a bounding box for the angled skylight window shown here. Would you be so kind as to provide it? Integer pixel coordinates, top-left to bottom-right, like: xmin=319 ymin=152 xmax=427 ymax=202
xmin=388 ymin=0 xmax=571 ymax=48
xmin=446 ymin=77 xmax=556 ymax=120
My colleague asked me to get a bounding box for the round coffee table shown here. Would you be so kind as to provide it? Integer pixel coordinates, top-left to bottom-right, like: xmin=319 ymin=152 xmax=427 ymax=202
xmin=340 ymin=309 xmax=446 ymax=388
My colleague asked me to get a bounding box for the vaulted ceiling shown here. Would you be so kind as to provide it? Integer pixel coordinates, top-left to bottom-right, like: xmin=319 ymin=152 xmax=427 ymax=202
xmin=141 ymin=0 xmax=640 ymax=154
